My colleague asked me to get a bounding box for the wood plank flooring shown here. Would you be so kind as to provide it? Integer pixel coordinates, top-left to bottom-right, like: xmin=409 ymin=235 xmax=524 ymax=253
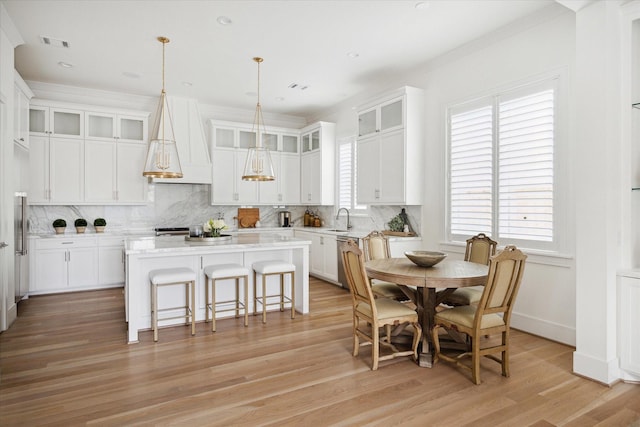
xmin=1 ymin=277 xmax=639 ymax=426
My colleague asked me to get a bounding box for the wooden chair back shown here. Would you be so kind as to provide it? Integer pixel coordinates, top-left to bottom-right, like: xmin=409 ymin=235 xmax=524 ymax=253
xmin=465 ymin=233 xmax=498 ymax=265
xmin=340 ymin=239 xmax=377 ymax=314
xmin=475 ymin=245 xmax=527 ymax=326
xmin=361 ymin=231 xmax=391 ymax=261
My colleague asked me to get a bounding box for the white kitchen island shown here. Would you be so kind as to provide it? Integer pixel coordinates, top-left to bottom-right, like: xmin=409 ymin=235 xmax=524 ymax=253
xmin=124 ymin=232 xmax=311 ymax=343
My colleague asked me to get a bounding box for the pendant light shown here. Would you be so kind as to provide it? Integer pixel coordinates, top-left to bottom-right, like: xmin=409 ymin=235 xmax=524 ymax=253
xmin=242 ymin=57 xmax=275 ymax=181
xmin=142 ymin=36 xmax=183 ymax=178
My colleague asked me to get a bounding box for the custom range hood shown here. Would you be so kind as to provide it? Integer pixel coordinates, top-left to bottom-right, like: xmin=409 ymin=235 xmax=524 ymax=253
xmin=152 ymin=96 xmax=212 ymax=184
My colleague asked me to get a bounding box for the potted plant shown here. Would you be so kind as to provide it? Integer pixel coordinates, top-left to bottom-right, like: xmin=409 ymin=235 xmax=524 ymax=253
xmin=52 ymin=218 xmax=66 ymax=234
xmin=74 ymin=218 xmax=88 ymax=234
xmin=94 ymin=218 xmax=107 ymax=233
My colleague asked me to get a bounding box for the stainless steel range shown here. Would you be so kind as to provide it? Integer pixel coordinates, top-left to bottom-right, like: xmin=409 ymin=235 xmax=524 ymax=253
xmin=154 ymin=227 xmax=189 ymax=236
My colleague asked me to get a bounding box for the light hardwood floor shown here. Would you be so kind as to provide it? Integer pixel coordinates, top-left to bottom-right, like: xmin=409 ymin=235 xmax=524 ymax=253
xmin=1 ymin=277 xmax=639 ymax=426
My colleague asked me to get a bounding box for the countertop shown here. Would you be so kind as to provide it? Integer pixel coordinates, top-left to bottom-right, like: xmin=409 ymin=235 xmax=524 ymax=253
xmin=124 ymin=233 xmax=311 ymax=255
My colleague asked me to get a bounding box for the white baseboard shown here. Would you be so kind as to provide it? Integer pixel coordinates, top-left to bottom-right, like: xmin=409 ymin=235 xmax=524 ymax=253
xmin=510 ymin=311 xmax=575 ymax=346
xmin=573 ymin=351 xmax=620 ymax=385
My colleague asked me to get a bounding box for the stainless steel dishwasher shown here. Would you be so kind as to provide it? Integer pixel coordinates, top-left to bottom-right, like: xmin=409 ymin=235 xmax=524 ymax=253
xmin=336 ymin=235 xmax=358 ymax=290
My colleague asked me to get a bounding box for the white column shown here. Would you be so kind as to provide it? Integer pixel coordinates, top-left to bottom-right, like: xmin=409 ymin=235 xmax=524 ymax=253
xmin=572 ymin=0 xmax=625 ymax=384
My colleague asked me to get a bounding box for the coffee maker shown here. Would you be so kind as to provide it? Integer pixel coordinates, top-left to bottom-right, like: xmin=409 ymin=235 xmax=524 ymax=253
xmin=278 ymin=211 xmax=291 ymax=227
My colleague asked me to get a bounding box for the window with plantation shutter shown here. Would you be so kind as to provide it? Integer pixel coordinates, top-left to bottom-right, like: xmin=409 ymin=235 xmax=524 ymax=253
xmin=448 ymin=79 xmax=556 ymax=250
xmin=337 ymin=136 xmax=366 ymax=212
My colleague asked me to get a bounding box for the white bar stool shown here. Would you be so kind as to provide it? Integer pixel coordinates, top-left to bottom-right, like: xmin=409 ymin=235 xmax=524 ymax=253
xmin=252 ymin=260 xmax=296 ymax=324
xmin=204 ymin=263 xmax=250 ymax=332
xmin=149 ymin=267 xmax=196 ymax=342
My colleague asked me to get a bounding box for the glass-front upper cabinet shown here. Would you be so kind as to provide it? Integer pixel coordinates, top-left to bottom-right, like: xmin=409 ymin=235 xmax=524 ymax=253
xmin=357 ymin=96 xmax=404 ymax=138
xmin=239 ymin=130 xmax=256 ymax=149
xmin=262 ymin=132 xmax=277 ymax=151
xmin=86 ymin=112 xmax=147 ymax=143
xmin=214 ymin=127 xmax=235 ymax=148
xmin=358 ymin=108 xmax=377 ymax=137
xmin=301 ymin=129 xmax=320 ymax=153
xmin=30 ymin=105 xmax=84 ymax=139
xmin=282 ymin=134 xmax=299 ymax=154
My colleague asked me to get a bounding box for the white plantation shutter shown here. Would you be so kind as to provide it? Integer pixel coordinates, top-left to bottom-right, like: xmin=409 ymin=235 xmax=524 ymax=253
xmin=338 ymin=140 xmax=353 ymax=209
xmin=337 ymin=137 xmax=365 ymax=211
xmin=450 ymin=105 xmax=493 ymax=236
xmin=498 ymin=89 xmax=554 ymax=241
xmin=448 ymin=79 xmax=556 ymax=248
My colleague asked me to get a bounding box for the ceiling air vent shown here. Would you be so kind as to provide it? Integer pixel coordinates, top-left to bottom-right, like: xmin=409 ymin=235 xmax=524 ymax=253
xmin=39 ymin=36 xmax=70 ymax=48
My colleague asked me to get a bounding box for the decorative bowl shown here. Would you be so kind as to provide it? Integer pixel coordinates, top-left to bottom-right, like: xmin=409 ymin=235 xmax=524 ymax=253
xmin=404 ymin=251 xmax=447 ymax=268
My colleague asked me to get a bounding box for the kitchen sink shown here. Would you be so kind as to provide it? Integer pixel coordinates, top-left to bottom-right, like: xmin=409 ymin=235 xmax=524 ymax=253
xmin=326 ymin=229 xmax=348 ymax=233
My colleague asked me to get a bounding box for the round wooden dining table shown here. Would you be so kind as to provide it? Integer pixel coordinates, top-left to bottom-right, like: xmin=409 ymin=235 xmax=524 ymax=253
xmin=365 ymin=258 xmax=489 ymax=367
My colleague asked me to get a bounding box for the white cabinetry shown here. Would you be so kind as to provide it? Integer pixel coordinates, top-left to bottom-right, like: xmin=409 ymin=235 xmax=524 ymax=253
xmin=211 ymin=121 xmax=301 ymax=205
xmin=300 ymin=122 xmax=335 ymax=205
xmin=13 ymin=73 xmax=33 ymax=148
xmin=29 ymin=102 xmax=149 ymax=205
xmin=30 ymin=135 xmax=84 ymax=204
xmin=84 ymin=111 xmax=148 ymax=204
xmin=98 ymin=236 xmax=126 ymax=286
xmin=295 ymin=230 xmax=338 ymax=283
xmin=30 ymin=237 xmax=98 ymax=294
xmin=356 ymin=87 xmax=424 ymax=205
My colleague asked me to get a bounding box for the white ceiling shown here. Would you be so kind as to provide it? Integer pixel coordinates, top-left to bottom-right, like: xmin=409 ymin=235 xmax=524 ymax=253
xmin=4 ymin=0 xmax=562 ymax=119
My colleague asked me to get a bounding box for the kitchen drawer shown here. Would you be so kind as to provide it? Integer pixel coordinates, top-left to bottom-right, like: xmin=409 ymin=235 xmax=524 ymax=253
xmin=36 ymin=237 xmax=98 ymax=250
xmin=98 ymin=236 xmax=126 ymax=247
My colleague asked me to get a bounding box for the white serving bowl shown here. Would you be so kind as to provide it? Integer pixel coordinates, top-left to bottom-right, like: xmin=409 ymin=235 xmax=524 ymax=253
xmin=404 ymin=250 xmax=447 ymax=268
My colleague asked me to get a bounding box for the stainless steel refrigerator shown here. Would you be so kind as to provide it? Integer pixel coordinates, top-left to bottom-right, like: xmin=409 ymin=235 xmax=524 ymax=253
xmin=14 ymin=192 xmax=28 ymax=302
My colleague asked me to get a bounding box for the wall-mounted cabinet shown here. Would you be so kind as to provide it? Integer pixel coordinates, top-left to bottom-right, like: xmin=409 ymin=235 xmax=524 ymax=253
xmin=210 ymin=120 xmax=302 ymax=205
xmin=13 ymin=72 xmax=33 ymax=148
xmin=29 ymin=105 xmax=84 ymax=139
xmin=300 ymin=121 xmax=335 ymax=205
xmin=85 ymin=111 xmax=148 ymax=143
xmin=356 ymin=86 xmax=424 ymax=205
xmin=29 ymin=101 xmax=149 ymax=205
xmin=30 ymin=135 xmax=84 ymax=204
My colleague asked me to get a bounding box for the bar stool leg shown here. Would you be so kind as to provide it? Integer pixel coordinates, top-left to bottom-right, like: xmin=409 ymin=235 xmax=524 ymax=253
xmin=243 ymin=275 xmax=249 ymax=327
xmin=212 ymin=278 xmax=217 ymax=332
xmin=262 ymin=273 xmax=268 ymax=324
xmin=290 ymin=271 xmax=295 ymax=319
xmin=235 ymin=277 xmax=240 ymax=318
xmin=190 ymin=280 xmax=196 ymax=336
xmin=152 ymin=282 xmax=158 ymax=342
xmin=205 ymin=275 xmax=210 ymax=324
xmin=280 ymin=273 xmax=285 ymax=312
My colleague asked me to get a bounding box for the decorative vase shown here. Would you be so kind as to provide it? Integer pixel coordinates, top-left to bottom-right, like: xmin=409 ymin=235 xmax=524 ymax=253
xmin=54 ymin=227 xmax=65 ymax=235
xmin=76 ymin=226 xmax=86 ymax=234
xmin=95 ymin=226 xmax=105 ymax=233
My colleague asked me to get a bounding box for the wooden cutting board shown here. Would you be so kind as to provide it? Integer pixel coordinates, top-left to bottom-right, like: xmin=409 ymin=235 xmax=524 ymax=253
xmin=237 ymin=208 xmax=260 ymax=228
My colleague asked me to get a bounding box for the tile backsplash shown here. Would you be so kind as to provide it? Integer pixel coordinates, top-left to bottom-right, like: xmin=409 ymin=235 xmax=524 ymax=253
xmin=28 ymin=183 xmax=421 ymax=235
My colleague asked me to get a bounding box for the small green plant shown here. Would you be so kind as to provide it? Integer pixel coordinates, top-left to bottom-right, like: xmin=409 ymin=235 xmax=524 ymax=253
xmin=74 ymin=218 xmax=88 ymax=227
xmin=387 ymin=214 xmax=405 ymax=232
xmin=52 ymin=218 xmax=66 ymax=228
xmin=94 ymin=218 xmax=107 ymax=227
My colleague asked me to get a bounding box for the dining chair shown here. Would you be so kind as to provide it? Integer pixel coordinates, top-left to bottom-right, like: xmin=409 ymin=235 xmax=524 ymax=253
xmin=340 ymin=239 xmax=422 ymax=370
xmin=432 ymin=245 xmax=527 ymax=384
xmin=361 ymin=230 xmax=416 ymax=303
xmin=439 ymin=233 xmax=498 ymax=307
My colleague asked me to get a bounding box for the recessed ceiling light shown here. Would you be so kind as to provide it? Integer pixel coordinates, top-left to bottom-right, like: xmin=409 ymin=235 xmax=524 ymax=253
xmin=245 ymin=91 xmax=257 ymax=97
xmin=217 ymin=16 xmax=232 ymax=25
xmin=415 ymin=1 xmax=431 ymax=10
xmin=122 ymin=71 xmax=140 ymax=79
xmin=275 ymin=97 xmax=285 ymax=102
xmin=58 ymin=61 xmax=73 ymax=68
xmin=182 ymin=81 xmax=193 ymax=87
xmin=347 ymin=51 xmax=359 ymax=59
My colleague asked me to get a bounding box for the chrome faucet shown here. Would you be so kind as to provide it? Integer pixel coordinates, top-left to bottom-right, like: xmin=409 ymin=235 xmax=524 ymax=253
xmin=336 ymin=208 xmax=352 ymax=230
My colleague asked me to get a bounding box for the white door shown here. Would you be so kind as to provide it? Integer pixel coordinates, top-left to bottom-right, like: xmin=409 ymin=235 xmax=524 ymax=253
xmin=84 ymin=140 xmax=116 ymax=203
xmin=50 ymin=137 xmax=83 ymax=203
xmin=117 ymin=142 xmax=147 ymax=203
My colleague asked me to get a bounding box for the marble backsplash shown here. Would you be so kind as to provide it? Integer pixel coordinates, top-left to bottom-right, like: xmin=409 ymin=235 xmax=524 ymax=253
xmin=28 ymin=183 xmax=422 ymax=235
